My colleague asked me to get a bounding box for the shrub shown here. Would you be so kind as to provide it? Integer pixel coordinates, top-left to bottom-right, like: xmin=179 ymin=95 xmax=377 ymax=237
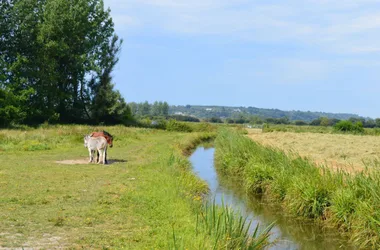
xmin=150 ymin=119 xmax=167 ymax=129
xmin=334 ymin=120 xmax=364 ymax=133
xmin=261 ymin=123 xmax=272 ymax=132
xmin=189 ymin=122 xmax=217 ymax=132
xmin=169 ymin=115 xmax=200 ymax=122
xmin=294 ymin=120 xmax=308 ymax=126
xmin=166 ymin=120 xmax=193 ymax=132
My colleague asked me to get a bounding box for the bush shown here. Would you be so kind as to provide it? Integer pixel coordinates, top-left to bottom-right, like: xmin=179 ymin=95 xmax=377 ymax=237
xmin=166 ymin=120 xmax=193 ymax=132
xmin=294 ymin=120 xmax=308 ymax=126
xmin=334 ymin=120 xmax=364 ymax=133
xmin=189 ymin=122 xmax=217 ymax=132
xmin=169 ymin=115 xmax=200 ymax=122
xmin=205 ymin=117 xmax=223 ymax=123
xmin=261 ymin=123 xmax=271 ymax=132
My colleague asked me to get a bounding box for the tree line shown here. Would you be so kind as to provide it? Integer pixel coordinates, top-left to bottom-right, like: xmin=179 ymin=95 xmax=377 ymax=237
xmin=129 ymin=101 xmax=169 ymax=117
xmin=170 ymin=105 xmax=364 ymax=122
xmin=0 ymin=0 xmax=131 ymax=127
xmin=221 ymin=115 xmax=380 ymax=128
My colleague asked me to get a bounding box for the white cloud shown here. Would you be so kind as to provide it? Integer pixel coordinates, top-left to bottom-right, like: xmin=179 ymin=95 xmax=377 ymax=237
xmin=103 ymin=0 xmax=380 ymax=54
xmin=116 ymin=1 xmax=379 ymax=54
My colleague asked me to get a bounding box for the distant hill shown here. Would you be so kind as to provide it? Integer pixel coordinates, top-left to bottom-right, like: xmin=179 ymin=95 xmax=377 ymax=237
xmin=169 ymin=105 xmax=363 ymax=122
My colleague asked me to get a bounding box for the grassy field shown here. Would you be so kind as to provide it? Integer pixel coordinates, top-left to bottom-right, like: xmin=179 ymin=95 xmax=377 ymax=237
xmin=260 ymin=124 xmax=380 ymax=135
xmin=247 ymin=128 xmax=380 ymax=172
xmin=0 ymin=125 xmax=272 ymax=249
xmin=216 ymin=128 xmax=380 ymax=249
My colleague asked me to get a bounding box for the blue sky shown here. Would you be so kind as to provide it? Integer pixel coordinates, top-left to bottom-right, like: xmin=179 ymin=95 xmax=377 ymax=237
xmin=103 ymin=0 xmax=380 ymax=118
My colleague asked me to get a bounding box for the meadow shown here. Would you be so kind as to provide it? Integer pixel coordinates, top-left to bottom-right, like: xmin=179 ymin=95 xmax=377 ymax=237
xmin=247 ymin=128 xmax=380 ymax=172
xmin=215 ymin=128 xmax=380 ymax=249
xmin=0 ymin=125 xmax=271 ymax=249
xmin=260 ymin=123 xmax=380 ymax=135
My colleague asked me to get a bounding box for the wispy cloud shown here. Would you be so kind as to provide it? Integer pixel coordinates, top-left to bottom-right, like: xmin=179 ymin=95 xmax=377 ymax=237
xmin=103 ymin=0 xmax=380 ymax=118
xmin=104 ymin=0 xmax=380 ymax=55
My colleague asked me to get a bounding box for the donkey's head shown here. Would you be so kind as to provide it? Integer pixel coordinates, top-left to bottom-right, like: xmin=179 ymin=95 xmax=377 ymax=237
xmin=103 ymin=130 xmax=113 ymax=148
xmin=84 ymin=135 xmax=91 ymax=148
xmin=107 ymin=135 xmax=113 ymax=148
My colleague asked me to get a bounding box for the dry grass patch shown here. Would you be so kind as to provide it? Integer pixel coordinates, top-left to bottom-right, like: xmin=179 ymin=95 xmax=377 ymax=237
xmin=247 ymin=129 xmax=380 ymax=172
xmin=55 ymin=159 xmax=127 ymax=165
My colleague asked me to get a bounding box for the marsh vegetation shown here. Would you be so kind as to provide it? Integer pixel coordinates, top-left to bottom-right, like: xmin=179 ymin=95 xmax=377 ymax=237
xmin=216 ymin=128 xmax=380 ymax=249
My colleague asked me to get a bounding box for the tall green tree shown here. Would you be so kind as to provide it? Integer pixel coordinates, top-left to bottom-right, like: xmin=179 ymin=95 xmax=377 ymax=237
xmin=128 ymin=102 xmax=138 ymax=115
xmin=138 ymin=101 xmax=151 ymax=116
xmin=161 ymin=101 xmax=169 ymax=116
xmin=0 ymin=0 xmax=128 ymax=125
xmin=0 ymin=87 xmax=29 ymax=126
xmin=151 ymin=101 xmax=160 ymax=116
xmin=375 ymin=118 xmax=380 ymax=128
xmin=1 ymin=0 xmax=42 ymax=124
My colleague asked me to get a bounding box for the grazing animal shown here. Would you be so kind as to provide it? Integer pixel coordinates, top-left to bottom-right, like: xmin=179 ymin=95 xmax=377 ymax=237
xmin=90 ymin=131 xmax=113 ymax=164
xmin=84 ymin=135 xmax=108 ymax=164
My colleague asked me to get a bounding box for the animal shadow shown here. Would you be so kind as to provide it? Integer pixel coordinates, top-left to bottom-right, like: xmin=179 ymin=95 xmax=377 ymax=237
xmin=106 ymin=159 xmax=128 ymax=165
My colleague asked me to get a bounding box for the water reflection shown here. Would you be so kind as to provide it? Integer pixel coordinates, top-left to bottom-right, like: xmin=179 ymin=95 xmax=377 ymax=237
xmin=189 ymin=147 xmax=353 ymax=250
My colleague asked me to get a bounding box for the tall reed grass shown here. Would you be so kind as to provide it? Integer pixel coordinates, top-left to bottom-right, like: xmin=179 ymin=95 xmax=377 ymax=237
xmin=215 ymin=128 xmax=380 ymax=249
xmin=169 ymin=199 xmax=274 ymax=250
xmin=196 ymin=200 xmax=274 ymax=250
xmin=168 ymin=132 xmax=273 ymax=249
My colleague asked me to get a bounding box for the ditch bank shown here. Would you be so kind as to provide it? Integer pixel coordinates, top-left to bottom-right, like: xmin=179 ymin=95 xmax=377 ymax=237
xmin=190 ymin=146 xmax=354 ymax=249
xmin=213 ymin=129 xmax=378 ymax=249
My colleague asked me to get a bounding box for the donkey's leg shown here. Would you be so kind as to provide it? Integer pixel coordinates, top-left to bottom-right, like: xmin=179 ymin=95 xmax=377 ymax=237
xmin=105 ymin=148 xmax=108 ymax=164
xmin=97 ymin=149 xmax=102 ymax=164
xmin=103 ymin=148 xmax=107 ymax=165
xmin=88 ymin=148 xmax=93 ymax=163
xmin=92 ymin=150 xmax=95 ymax=163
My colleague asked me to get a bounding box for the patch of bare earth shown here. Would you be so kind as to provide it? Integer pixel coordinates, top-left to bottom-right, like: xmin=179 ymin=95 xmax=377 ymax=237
xmin=55 ymin=159 xmax=126 ymax=165
xmin=0 ymin=233 xmax=67 ymax=249
xmin=247 ymin=129 xmax=380 ymax=173
xmin=55 ymin=159 xmax=89 ymax=165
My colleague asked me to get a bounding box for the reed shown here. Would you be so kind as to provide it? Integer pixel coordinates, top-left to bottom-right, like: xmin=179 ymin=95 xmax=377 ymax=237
xmin=195 ymin=200 xmax=274 ymax=250
xmin=215 ymin=128 xmax=380 ymax=249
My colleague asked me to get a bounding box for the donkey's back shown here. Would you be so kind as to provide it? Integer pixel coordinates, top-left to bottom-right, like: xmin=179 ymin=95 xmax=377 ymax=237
xmin=86 ymin=136 xmax=107 ymax=150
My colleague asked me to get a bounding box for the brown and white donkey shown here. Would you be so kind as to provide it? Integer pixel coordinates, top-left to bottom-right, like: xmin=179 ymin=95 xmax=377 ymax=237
xmin=90 ymin=131 xmax=113 ymax=164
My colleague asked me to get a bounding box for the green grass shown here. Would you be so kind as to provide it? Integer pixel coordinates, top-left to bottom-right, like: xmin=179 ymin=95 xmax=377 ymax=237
xmin=215 ymin=128 xmax=380 ymax=249
xmin=0 ymin=126 xmax=203 ymax=248
xmin=0 ymin=125 xmax=271 ymax=249
xmin=195 ymin=200 xmax=274 ymax=250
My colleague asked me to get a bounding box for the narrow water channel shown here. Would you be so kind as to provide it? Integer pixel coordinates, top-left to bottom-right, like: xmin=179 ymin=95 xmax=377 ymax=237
xmin=189 ymin=147 xmax=354 ymax=250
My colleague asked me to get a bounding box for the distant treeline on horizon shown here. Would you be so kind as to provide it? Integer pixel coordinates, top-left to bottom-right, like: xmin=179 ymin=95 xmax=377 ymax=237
xmin=169 ymin=105 xmax=363 ymax=122
xmin=166 ymin=105 xmax=380 ymax=127
xmin=126 ymin=102 xmax=380 ymax=128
